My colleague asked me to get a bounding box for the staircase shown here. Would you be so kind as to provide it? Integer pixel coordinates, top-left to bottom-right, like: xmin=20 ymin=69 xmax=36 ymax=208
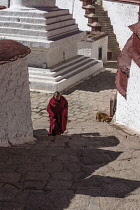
xmin=29 ymin=55 xmax=104 ymax=92
xmin=94 ymin=4 xmax=121 ymax=60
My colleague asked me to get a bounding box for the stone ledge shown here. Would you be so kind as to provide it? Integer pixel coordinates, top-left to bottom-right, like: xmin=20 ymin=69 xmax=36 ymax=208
xmin=81 ymin=31 xmax=108 ymax=42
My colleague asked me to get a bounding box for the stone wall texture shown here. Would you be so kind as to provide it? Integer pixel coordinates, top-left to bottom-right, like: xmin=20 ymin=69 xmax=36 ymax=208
xmin=116 ymin=60 xmax=140 ymax=132
xmin=0 ymin=57 xmax=33 ymax=146
xmin=102 ymin=0 xmax=139 ymax=49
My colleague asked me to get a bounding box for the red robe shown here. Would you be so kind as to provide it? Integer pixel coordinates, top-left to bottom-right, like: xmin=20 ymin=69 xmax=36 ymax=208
xmin=47 ymin=95 xmax=68 ymax=136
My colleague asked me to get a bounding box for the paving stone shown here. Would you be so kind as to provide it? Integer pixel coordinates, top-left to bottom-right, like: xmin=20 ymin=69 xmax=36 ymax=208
xmin=51 ymin=172 xmax=73 ymax=181
xmin=2 ymin=202 xmax=25 ymax=210
xmin=11 ymin=190 xmax=30 ymax=203
xmin=67 ymin=194 xmax=91 ymax=210
xmin=87 ymin=197 xmax=101 ymax=210
xmin=0 ymin=173 xmax=20 ymax=183
xmin=43 ymin=161 xmax=63 ymax=173
xmin=0 ymin=164 xmax=18 ymax=173
xmin=63 ymin=163 xmax=81 ymax=173
xmin=0 ymin=184 xmax=19 ymax=201
xmin=17 ymin=163 xmax=44 ymax=173
xmin=26 ymin=190 xmax=50 ymax=210
xmin=24 ymin=180 xmax=46 ymax=190
xmin=25 ymin=171 xmax=49 ymax=181
xmin=46 ymin=180 xmax=72 ymax=190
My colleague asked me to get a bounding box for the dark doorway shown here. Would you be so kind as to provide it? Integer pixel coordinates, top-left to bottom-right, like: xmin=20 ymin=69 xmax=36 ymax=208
xmin=98 ymin=47 xmax=102 ymax=60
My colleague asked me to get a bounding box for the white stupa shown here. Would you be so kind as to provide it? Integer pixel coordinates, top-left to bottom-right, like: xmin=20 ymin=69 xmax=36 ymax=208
xmin=0 ymin=0 xmax=104 ymax=92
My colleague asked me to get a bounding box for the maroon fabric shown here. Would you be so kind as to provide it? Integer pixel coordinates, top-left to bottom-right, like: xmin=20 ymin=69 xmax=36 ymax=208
xmin=132 ymin=33 xmax=140 ymax=67
xmin=129 ymin=21 xmax=140 ymax=36
xmin=115 ymin=69 xmax=128 ymax=97
xmin=115 ymin=21 xmax=140 ymax=97
xmin=47 ymin=95 xmax=68 ymax=135
xmin=0 ymin=6 xmax=6 ymax=10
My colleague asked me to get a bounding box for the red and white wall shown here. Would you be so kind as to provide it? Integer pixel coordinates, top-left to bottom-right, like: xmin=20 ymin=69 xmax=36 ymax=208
xmin=102 ymin=0 xmax=139 ymax=49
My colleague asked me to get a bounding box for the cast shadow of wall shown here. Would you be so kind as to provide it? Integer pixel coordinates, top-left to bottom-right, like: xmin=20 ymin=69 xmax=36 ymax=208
xmin=26 ymin=130 xmax=140 ymax=210
xmin=62 ymin=70 xmax=116 ymax=94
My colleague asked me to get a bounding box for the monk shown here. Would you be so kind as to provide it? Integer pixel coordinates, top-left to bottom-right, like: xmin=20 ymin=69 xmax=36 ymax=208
xmin=47 ymin=91 xmax=68 ymax=136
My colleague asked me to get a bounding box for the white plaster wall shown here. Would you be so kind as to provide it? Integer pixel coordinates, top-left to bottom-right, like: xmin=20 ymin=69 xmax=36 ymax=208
xmin=78 ymin=36 xmax=108 ymax=63
xmin=0 ymin=0 xmax=8 ymax=7
xmin=0 ymin=57 xmax=34 ymax=146
xmin=10 ymin=0 xmax=56 ymax=8
xmin=116 ymin=60 xmax=140 ymax=131
xmin=29 ymin=33 xmax=84 ymax=68
xmin=78 ymin=41 xmax=92 ymax=58
xmin=102 ymin=1 xmax=139 ymax=49
xmin=56 ymin=0 xmax=90 ymax=31
xmin=91 ymin=36 xmax=108 ymax=63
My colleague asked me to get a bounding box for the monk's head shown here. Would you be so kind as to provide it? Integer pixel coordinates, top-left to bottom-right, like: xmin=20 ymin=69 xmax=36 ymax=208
xmin=53 ymin=91 xmax=61 ymax=101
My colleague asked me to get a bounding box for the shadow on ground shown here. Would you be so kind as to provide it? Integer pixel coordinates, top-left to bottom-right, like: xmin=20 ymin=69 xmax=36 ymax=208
xmin=0 ymin=131 xmax=135 ymax=209
xmin=0 ymin=131 xmax=139 ymax=209
xmin=62 ymin=70 xmax=116 ymax=95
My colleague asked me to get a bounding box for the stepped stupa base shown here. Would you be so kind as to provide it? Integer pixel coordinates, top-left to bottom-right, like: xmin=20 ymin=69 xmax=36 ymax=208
xmin=29 ymin=55 xmax=104 ymax=93
xmin=0 ymin=0 xmax=104 ymax=92
xmin=0 ymin=4 xmax=84 ymax=67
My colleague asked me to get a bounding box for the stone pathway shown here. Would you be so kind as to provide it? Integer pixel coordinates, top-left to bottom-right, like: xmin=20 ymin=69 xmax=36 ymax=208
xmin=0 ymin=67 xmax=140 ymax=209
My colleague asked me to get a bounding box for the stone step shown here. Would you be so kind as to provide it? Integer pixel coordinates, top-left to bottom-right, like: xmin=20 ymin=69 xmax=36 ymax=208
xmin=0 ymin=32 xmax=50 ymax=42
xmin=108 ymin=45 xmax=120 ymax=48
xmin=108 ymin=34 xmax=117 ymax=37
xmin=98 ymin=17 xmax=110 ymax=21
xmin=0 ymin=30 xmax=83 ymax=48
xmin=99 ymin=20 xmax=111 ymax=24
xmin=0 ymin=24 xmax=79 ymax=39
xmin=109 ymin=47 xmax=120 ymax=50
xmin=0 ymin=19 xmax=76 ymax=31
xmin=29 ymin=56 xmax=104 ymax=92
xmin=108 ymin=41 xmax=119 ymax=45
xmin=112 ymin=51 xmax=121 ymax=54
xmin=101 ymin=21 xmax=112 ymax=24
xmin=29 ymin=55 xmax=85 ymax=74
xmin=0 ymin=14 xmax=73 ymax=25
xmin=95 ymin=12 xmax=107 ymax=16
xmin=29 ymin=56 xmax=97 ymax=82
xmin=108 ymin=43 xmax=120 ymax=46
xmin=101 ymin=25 xmax=112 ymax=28
xmin=0 ymin=8 xmax=70 ymax=18
xmin=108 ymin=40 xmax=119 ymax=43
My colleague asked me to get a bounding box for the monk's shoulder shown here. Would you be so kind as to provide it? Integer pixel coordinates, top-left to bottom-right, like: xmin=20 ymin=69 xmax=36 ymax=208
xmin=61 ymin=95 xmax=67 ymax=101
xmin=60 ymin=95 xmax=68 ymax=105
